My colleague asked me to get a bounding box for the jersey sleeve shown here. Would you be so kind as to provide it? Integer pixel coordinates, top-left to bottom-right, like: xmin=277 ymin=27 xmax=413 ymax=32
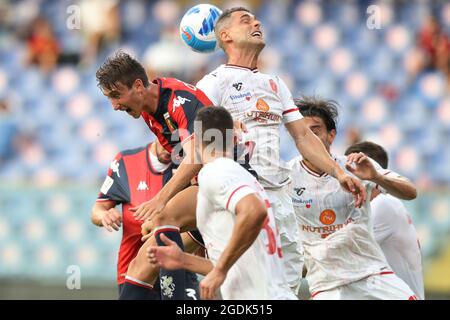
xmin=97 ymin=153 xmax=130 ymax=204
xmin=200 ymin=164 xmax=256 ymax=214
xmin=277 ymin=76 xmax=303 ymax=124
xmin=371 ymin=196 xmax=396 ymax=243
xmin=196 ymin=73 xmax=221 ymax=106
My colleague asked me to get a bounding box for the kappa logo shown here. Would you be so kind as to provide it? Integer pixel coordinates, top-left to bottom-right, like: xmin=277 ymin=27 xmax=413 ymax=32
xmin=137 ymin=181 xmax=149 ymax=191
xmin=110 ymin=159 xmax=120 ymax=177
xmin=232 ymin=82 xmax=243 ymax=91
xmin=172 ymin=95 xmax=191 ymax=112
xmin=160 ymin=276 xmax=176 ymax=298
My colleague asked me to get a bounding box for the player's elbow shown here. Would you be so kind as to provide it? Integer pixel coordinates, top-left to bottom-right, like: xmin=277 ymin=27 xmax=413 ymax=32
xmin=404 ymin=187 xmax=418 ymax=200
xmin=399 ymin=180 xmax=418 ymax=200
xmin=395 ymin=186 xmax=417 ymax=201
xmin=90 ymin=211 xmax=98 ymax=226
xmin=250 ymin=203 xmax=268 ymax=227
xmin=236 ymin=195 xmax=268 ymax=228
xmin=90 ymin=203 xmax=103 ymax=226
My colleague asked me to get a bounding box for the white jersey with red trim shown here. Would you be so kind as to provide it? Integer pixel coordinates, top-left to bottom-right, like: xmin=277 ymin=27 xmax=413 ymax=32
xmin=288 ymin=155 xmax=394 ymax=294
xmin=196 ymin=64 xmax=303 ymax=189
xmin=371 ymin=193 xmax=425 ymax=300
xmin=196 ymin=157 xmax=296 ymax=300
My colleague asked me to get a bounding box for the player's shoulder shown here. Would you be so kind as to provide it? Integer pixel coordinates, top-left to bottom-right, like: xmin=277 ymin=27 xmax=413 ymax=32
xmin=120 ymin=144 xmax=148 ymax=158
xmin=372 ymin=194 xmax=405 ymax=221
xmin=199 ymin=158 xmax=249 ymax=189
xmin=201 ymin=157 xmax=242 ymax=177
xmin=158 ymin=77 xmax=198 ymax=93
xmin=287 ymin=155 xmax=303 ymax=170
xmin=376 ymin=194 xmax=405 ymax=211
xmin=198 ymin=65 xmax=226 ymax=81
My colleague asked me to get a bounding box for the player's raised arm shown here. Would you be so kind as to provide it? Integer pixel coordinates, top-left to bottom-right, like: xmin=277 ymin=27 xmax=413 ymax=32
xmin=131 ymin=140 xmax=202 ymax=221
xmin=345 ymin=152 xmax=417 ymax=200
xmin=213 ymin=193 xmax=267 ymax=273
xmin=285 ymin=118 xmax=366 ymax=207
xmin=147 ymin=234 xmax=213 ymax=275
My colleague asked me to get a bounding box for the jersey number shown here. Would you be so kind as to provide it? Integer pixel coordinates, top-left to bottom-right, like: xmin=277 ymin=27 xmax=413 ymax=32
xmin=262 ymin=216 xmax=282 ymax=258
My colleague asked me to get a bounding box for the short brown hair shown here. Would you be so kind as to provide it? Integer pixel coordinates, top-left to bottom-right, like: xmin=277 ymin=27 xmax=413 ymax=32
xmin=345 ymin=141 xmax=389 ymax=169
xmin=214 ymin=7 xmax=251 ymax=50
xmin=96 ymin=51 xmax=149 ymax=91
xmin=295 ymin=96 xmax=339 ymax=132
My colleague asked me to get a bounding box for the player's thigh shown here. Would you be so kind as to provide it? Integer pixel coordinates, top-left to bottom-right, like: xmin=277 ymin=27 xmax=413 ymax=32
xmin=266 ymin=187 xmax=303 ymax=291
xmin=359 ymin=274 xmax=416 ymax=300
xmin=181 ymin=232 xmax=201 ymax=254
xmin=127 ymin=230 xmax=201 ymax=278
xmin=311 ymin=287 xmax=343 ymax=300
xmin=158 ymin=185 xmax=198 ymax=232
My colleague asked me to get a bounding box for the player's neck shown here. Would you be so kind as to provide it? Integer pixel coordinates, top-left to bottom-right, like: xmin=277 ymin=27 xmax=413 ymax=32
xmin=227 ymin=47 xmax=260 ymax=70
xmin=143 ymin=84 xmax=159 ymax=114
xmin=302 ymin=159 xmax=325 ymax=176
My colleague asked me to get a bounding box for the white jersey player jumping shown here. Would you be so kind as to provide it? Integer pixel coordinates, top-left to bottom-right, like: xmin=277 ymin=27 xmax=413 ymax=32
xmin=147 ymin=107 xmax=296 ymax=300
xmin=345 ymin=141 xmax=425 ymax=300
xmin=288 ymin=97 xmax=419 ymax=300
xmin=196 ymin=6 xmax=366 ymax=293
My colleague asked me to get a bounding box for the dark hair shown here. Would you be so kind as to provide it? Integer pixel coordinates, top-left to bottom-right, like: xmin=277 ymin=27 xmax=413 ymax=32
xmin=294 ymin=96 xmax=339 ymax=132
xmin=345 ymin=141 xmax=389 ymax=169
xmin=96 ymin=51 xmax=149 ymax=91
xmin=195 ymin=107 xmax=234 ymax=151
xmin=214 ymin=7 xmax=251 ymax=49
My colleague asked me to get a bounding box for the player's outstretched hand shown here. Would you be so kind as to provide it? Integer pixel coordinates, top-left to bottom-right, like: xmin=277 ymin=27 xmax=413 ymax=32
xmin=345 ymin=152 xmax=378 ymax=181
xmin=101 ymin=208 xmax=122 ymax=232
xmin=147 ymin=234 xmax=184 ymax=269
xmin=200 ymin=267 xmax=226 ymax=300
xmin=336 ymin=172 xmax=367 ymax=208
xmin=130 ymin=197 xmax=165 ymax=221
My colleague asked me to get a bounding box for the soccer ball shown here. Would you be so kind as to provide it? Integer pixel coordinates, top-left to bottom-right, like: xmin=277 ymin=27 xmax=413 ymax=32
xmin=179 ymin=4 xmax=223 ymax=53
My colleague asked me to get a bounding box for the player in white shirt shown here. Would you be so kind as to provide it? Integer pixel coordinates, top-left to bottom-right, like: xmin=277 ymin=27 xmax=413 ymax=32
xmin=345 ymin=141 xmax=425 ymax=300
xmin=288 ymin=97 xmax=419 ymax=300
xmin=196 ymin=6 xmax=366 ymax=293
xmin=147 ymin=107 xmax=296 ymax=300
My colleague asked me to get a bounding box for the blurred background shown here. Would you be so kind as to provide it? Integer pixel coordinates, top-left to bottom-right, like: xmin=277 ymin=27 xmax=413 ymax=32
xmin=0 ymin=0 xmax=449 ymax=299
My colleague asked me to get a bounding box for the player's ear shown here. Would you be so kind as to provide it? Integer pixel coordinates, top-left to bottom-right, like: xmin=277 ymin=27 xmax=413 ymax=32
xmin=220 ymin=28 xmax=232 ymax=45
xmin=134 ymin=79 xmax=144 ymax=95
xmin=328 ymin=129 xmax=337 ymax=145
